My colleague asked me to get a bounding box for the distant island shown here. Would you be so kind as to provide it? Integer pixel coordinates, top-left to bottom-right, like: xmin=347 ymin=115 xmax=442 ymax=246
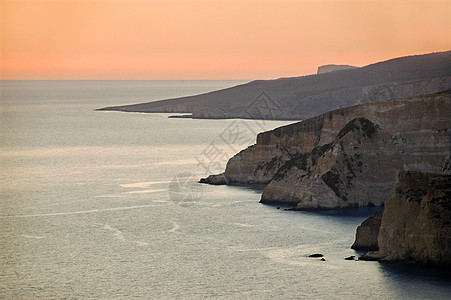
xmin=98 ymin=51 xmax=451 ymax=121
xmin=317 ymin=64 xmax=358 ymax=74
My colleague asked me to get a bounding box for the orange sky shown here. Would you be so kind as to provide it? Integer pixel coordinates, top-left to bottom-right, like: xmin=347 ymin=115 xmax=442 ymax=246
xmin=1 ymin=0 xmax=450 ymax=80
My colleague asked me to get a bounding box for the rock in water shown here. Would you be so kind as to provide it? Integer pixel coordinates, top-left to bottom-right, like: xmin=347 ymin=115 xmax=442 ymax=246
xmin=351 ymin=211 xmax=383 ymax=251
xmin=358 ymin=253 xmax=381 ymax=261
xmin=308 ymin=253 xmax=324 ymax=258
xmin=199 ymin=174 xmax=228 ymax=185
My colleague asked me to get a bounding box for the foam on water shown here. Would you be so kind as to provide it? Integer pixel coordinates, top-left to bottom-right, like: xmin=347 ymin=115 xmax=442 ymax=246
xmin=0 ymin=204 xmax=166 ymax=218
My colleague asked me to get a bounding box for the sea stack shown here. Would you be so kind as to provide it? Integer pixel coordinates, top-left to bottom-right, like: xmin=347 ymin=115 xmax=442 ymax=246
xmin=351 ymin=211 xmax=383 ymax=251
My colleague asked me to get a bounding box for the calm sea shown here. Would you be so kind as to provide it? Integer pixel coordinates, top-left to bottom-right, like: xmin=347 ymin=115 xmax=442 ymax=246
xmin=1 ymin=80 xmax=450 ymax=299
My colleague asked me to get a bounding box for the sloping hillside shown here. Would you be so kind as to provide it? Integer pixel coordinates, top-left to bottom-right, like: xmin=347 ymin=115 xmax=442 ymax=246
xmin=98 ymin=51 xmax=451 ymax=120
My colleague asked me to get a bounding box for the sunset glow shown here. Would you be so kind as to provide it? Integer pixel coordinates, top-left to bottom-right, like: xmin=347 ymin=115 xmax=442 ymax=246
xmin=1 ymin=0 xmax=450 ymax=80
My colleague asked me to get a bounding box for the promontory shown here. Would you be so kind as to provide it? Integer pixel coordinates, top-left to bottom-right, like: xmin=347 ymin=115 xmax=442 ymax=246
xmin=98 ymin=51 xmax=451 ymax=120
xmin=201 ymin=90 xmax=451 ymax=209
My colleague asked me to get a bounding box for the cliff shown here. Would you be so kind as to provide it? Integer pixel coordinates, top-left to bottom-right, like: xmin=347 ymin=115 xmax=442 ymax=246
xmin=359 ymin=171 xmax=451 ymax=265
xmin=98 ymin=51 xmax=451 ymax=120
xmin=201 ymin=90 xmax=451 ymax=209
xmin=317 ymin=64 xmax=358 ymax=74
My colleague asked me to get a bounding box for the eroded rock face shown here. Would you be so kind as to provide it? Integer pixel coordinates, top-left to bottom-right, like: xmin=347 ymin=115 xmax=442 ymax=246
xmin=213 ymin=91 xmax=450 ymax=209
xmin=351 ymin=211 xmax=383 ymax=251
xmin=374 ymin=171 xmax=451 ymax=265
xmin=377 ymin=171 xmax=451 ymax=264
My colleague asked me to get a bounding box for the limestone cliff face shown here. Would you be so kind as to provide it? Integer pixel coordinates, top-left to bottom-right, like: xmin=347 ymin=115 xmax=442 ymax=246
xmin=203 ymin=91 xmax=450 ymax=209
xmin=374 ymin=171 xmax=451 ymax=265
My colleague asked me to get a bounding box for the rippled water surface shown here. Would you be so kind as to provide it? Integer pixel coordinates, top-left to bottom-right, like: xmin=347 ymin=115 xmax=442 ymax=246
xmin=1 ymin=80 xmax=450 ymax=299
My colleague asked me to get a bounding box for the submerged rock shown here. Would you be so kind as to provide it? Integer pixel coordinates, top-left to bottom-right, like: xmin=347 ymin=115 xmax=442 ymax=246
xmin=358 ymin=252 xmax=382 ymax=261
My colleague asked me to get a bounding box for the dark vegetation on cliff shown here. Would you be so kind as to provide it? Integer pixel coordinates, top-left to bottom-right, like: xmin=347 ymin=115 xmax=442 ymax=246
xmin=98 ymin=51 xmax=451 ymax=120
xmin=336 ymin=117 xmax=379 ymax=139
xmin=201 ymin=90 xmax=451 ymax=209
xmin=261 ymin=117 xmax=378 ymax=186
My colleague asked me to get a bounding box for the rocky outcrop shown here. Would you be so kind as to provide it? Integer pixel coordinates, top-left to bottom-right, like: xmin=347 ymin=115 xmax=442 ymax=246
xmin=359 ymin=171 xmax=451 ymax=265
xmin=199 ymin=174 xmax=228 ymax=185
xmin=201 ymin=90 xmax=451 ymax=209
xmin=317 ymin=64 xmax=358 ymax=74
xmin=351 ymin=211 xmax=383 ymax=251
xmin=99 ymin=51 xmax=451 ymax=120
xmin=378 ymin=171 xmax=451 ymax=264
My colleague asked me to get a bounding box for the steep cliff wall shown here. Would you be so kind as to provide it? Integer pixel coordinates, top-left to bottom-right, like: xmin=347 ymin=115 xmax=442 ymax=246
xmin=362 ymin=171 xmax=451 ymax=265
xmin=202 ymin=91 xmax=451 ymax=209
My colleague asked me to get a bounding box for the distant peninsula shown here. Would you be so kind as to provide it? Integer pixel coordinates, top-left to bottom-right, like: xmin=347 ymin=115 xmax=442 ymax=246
xmin=98 ymin=51 xmax=451 ymax=120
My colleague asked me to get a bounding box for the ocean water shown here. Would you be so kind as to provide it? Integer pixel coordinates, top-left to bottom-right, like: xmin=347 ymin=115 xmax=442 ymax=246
xmin=0 ymin=80 xmax=450 ymax=299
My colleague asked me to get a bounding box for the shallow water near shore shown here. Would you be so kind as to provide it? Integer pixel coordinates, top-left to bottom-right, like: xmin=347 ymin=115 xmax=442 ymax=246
xmin=1 ymin=80 xmax=450 ymax=299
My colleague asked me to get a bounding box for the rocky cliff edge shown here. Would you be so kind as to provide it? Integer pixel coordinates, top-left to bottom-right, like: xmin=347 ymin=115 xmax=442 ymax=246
xmin=201 ymin=90 xmax=451 ymax=209
xmin=358 ymin=171 xmax=451 ymax=265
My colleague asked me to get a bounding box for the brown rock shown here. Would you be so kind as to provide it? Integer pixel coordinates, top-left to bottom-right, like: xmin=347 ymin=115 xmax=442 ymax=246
xmin=351 ymin=211 xmax=383 ymax=251
xmin=375 ymin=171 xmax=451 ymax=265
xmin=358 ymin=252 xmax=383 ymax=261
xmin=199 ymin=173 xmax=229 ymax=185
